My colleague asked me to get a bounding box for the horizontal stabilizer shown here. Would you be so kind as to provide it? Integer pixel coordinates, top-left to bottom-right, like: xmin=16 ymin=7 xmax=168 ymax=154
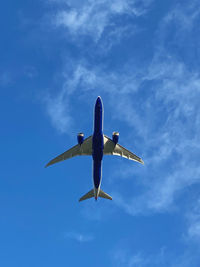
xmin=99 ymin=189 xmax=112 ymax=200
xmin=79 ymin=189 xmax=94 ymax=202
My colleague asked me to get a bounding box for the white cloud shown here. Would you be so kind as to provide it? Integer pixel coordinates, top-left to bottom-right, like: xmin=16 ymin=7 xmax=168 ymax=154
xmin=44 ymin=91 xmax=73 ymax=134
xmin=23 ymin=66 xmax=38 ymax=78
xmin=64 ymin=231 xmax=94 ymax=242
xmin=109 ymin=2 xmax=200 ymax=214
xmin=44 ymin=0 xmax=200 ymax=217
xmin=44 ymin=54 xmax=200 ymax=213
xmin=112 ymin=249 xmax=145 ymax=267
xmin=164 ymin=0 xmax=200 ymax=33
xmin=111 ymin=247 xmax=166 ymax=267
xmin=187 ymin=198 xmax=200 ymax=240
xmin=111 ymin=245 xmax=200 ymax=267
xmin=52 ymin=0 xmax=153 ymax=41
xmin=113 ymin=56 xmax=200 ymax=214
xmin=43 ymin=61 xmax=145 ymax=133
xmin=0 ymin=72 xmax=13 ymax=87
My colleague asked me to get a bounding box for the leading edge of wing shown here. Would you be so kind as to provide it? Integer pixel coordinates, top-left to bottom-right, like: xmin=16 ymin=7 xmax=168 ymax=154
xmin=103 ymin=135 xmax=144 ymax=164
xmin=45 ymin=136 xmax=93 ymax=168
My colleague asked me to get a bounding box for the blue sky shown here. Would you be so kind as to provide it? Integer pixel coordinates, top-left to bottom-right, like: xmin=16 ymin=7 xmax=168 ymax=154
xmin=1 ymin=0 xmax=200 ymax=266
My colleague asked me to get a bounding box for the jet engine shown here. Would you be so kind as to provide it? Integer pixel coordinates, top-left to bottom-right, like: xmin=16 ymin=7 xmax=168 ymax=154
xmin=112 ymin=132 xmax=119 ymax=144
xmin=77 ymin=133 xmax=84 ymax=145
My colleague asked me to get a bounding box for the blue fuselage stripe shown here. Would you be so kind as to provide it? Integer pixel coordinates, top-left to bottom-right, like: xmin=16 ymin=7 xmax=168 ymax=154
xmin=92 ymin=98 xmax=103 ymax=189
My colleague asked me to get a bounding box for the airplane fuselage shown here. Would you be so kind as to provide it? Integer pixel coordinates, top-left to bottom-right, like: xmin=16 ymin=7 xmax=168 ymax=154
xmin=45 ymin=96 xmax=144 ymax=202
xmin=92 ymin=97 xmax=104 ymax=199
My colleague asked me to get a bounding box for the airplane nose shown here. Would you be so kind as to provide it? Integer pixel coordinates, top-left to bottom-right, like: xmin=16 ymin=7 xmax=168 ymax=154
xmin=96 ymin=96 xmax=102 ymax=107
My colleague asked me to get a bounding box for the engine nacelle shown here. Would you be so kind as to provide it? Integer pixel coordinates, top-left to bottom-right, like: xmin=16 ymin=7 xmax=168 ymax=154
xmin=112 ymin=132 xmax=119 ymax=144
xmin=77 ymin=133 xmax=84 ymax=145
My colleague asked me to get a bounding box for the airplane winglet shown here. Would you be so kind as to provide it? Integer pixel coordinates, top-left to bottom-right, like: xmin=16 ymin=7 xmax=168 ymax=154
xmin=139 ymin=158 xmax=144 ymax=165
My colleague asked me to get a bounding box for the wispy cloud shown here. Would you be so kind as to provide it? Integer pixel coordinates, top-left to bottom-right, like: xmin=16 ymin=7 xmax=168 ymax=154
xmin=112 ymin=59 xmax=200 ymax=215
xmin=163 ymin=0 xmax=200 ymax=33
xmin=64 ymin=231 xmax=94 ymax=242
xmin=154 ymin=0 xmax=200 ymax=67
xmin=0 ymin=72 xmax=13 ymax=87
xmin=186 ymin=198 xmax=200 ymax=240
xmin=44 ymin=55 xmax=200 ymax=213
xmin=112 ymin=250 xmax=147 ymax=267
xmin=111 ymin=247 xmax=166 ymax=267
xmin=43 ymin=61 xmax=145 ymax=134
xmin=108 ymin=2 xmax=200 ymax=215
xmin=111 ymin=245 xmax=200 ymax=267
xmin=51 ymin=0 xmax=153 ymax=41
xmin=44 ymin=0 xmax=200 ymax=218
xmin=44 ymin=90 xmax=73 ymax=134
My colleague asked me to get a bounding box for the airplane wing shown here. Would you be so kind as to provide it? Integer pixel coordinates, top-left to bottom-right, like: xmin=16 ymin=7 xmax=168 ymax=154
xmin=45 ymin=136 xmax=93 ymax=167
xmin=103 ymin=135 xmax=144 ymax=164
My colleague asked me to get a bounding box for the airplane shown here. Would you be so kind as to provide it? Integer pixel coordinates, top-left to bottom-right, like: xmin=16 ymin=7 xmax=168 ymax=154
xmin=45 ymin=96 xmax=144 ymax=201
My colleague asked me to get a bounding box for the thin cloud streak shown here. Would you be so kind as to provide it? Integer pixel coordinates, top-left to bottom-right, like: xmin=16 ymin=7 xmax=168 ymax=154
xmin=110 ymin=245 xmax=200 ymax=267
xmin=44 ymin=0 xmax=200 ymax=222
xmin=64 ymin=231 xmax=94 ymax=242
xmin=109 ymin=2 xmax=200 ymax=215
xmin=187 ymin=198 xmax=200 ymax=240
xmin=0 ymin=72 xmax=13 ymax=87
xmin=52 ymin=0 xmax=153 ymax=41
xmin=44 ymin=56 xmax=200 ymax=214
xmin=44 ymin=91 xmax=73 ymax=134
xmin=111 ymin=247 xmax=166 ymax=267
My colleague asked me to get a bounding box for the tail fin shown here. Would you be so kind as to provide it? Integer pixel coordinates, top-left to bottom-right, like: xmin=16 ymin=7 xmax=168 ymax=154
xmin=79 ymin=188 xmax=112 ymax=202
xmin=99 ymin=189 xmax=112 ymax=200
xmin=79 ymin=189 xmax=94 ymax=202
